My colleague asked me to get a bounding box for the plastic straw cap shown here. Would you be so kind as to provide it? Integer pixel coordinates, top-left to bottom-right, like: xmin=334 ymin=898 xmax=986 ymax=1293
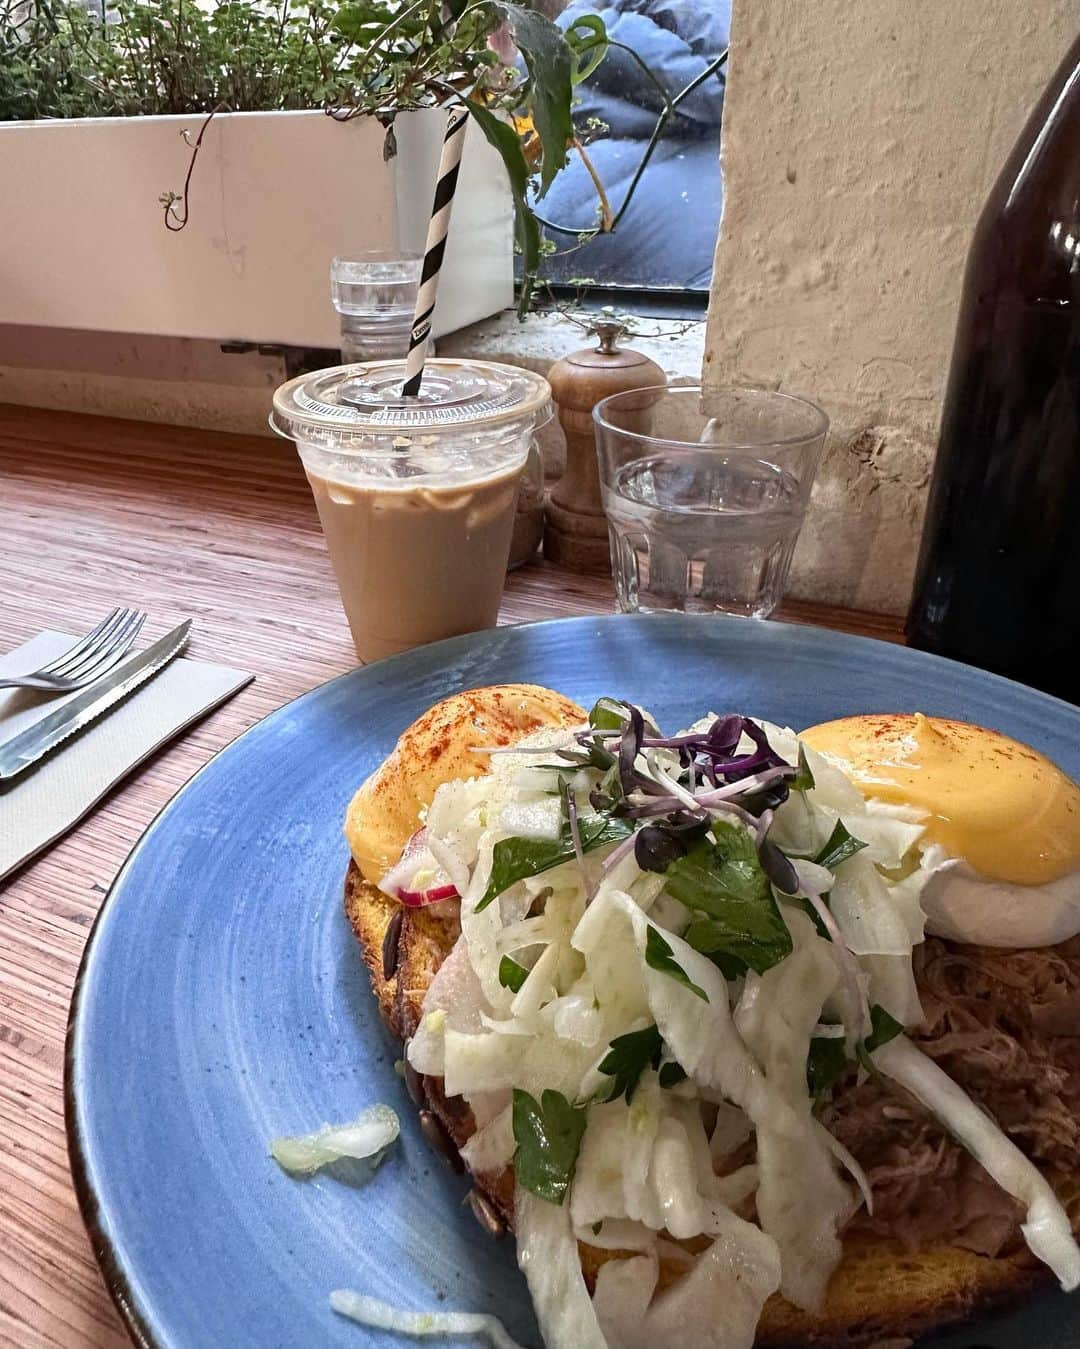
xmin=271 ymin=358 xmax=552 ymax=448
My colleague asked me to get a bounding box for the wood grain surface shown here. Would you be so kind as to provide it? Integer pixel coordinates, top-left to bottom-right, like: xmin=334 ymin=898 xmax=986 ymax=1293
xmin=0 ymin=402 xmax=903 ymax=1349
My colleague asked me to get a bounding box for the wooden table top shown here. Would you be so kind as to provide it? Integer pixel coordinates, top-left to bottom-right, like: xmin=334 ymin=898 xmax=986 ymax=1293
xmin=0 ymin=402 xmax=902 ymax=1348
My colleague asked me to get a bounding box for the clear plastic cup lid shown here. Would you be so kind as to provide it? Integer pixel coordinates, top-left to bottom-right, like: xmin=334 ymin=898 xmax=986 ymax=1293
xmin=271 ymin=358 xmax=551 ymax=445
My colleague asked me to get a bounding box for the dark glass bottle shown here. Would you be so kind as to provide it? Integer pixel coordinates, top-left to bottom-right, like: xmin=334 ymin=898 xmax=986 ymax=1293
xmin=907 ymin=37 xmax=1080 ymax=704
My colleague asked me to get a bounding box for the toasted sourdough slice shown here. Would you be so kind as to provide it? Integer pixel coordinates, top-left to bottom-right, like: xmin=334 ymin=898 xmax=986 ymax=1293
xmin=347 ymin=859 xmax=1080 ymax=1347
xmin=342 ymin=683 xmax=1076 ymax=1346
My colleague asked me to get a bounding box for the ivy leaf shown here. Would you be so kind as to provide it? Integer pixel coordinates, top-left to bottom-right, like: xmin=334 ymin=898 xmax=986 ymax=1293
xmin=465 ymin=98 xmax=542 ymax=315
xmin=476 ymin=814 xmax=634 ymax=911
xmin=597 ymin=1025 xmax=662 ymax=1103
xmin=495 ymin=3 xmax=573 ymax=197
xmin=498 ymin=955 xmax=528 ymax=993
xmin=644 ymin=926 xmax=708 ymax=1002
xmin=658 ymin=1061 xmax=688 ymax=1090
xmin=813 ymin=819 xmax=868 ymax=871
xmin=665 ymin=821 xmax=793 ymax=974
xmin=512 ymin=1087 xmax=587 ymax=1204
xmin=564 ymin=12 xmax=608 ymax=85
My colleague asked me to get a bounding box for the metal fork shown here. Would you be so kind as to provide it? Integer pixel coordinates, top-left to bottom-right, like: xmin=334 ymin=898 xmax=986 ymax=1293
xmin=0 ymin=609 xmax=148 ymax=694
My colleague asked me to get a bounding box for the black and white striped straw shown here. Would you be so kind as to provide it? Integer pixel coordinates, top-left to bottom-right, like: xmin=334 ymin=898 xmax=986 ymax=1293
xmin=401 ymin=104 xmax=470 ymax=397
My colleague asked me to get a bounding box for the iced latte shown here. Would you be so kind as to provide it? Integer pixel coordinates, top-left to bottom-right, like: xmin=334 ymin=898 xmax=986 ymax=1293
xmin=272 ymin=360 xmax=551 ymax=661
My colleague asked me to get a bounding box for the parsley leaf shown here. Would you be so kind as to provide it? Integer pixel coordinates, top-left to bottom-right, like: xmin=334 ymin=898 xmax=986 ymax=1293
xmin=512 ymin=1087 xmax=588 ymax=1204
xmin=797 ymin=895 xmax=832 ymax=941
xmin=806 ymin=1003 xmax=904 ymax=1098
xmin=589 ymin=762 xmax=626 ymax=815
xmin=806 ymin=1033 xmax=848 ymax=1097
xmin=790 ymin=744 xmax=816 ymax=792
xmin=682 ymin=922 xmax=751 ymax=980
xmin=588 ymin=696 xmax=630 ymax=730
xmin=476 ymin=815 xmax=634 ymax=911
xmin=813 ymin=819 xmax=868 ymax=870
xmin=665 ymin=820 xmax=793 ymax=975
xmin=659 ymin=1061 xmax=688 ymax=1089
xmin=498 ymin=955 xmax=529 ymax=994
xmin=597 ymin=1025 xmax=663 ymax=1103
xmin=644 ymin=926 xmax=708 ymax=1001
xmin=553 ymin=738 xmax=617 ymax=773
xmin=865 ymin=1003 xmax=904 ymax=1053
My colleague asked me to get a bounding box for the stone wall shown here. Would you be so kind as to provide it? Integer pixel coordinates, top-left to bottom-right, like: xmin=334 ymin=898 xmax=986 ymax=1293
xmin=705 ymin=1 xmax=1078 ymax=614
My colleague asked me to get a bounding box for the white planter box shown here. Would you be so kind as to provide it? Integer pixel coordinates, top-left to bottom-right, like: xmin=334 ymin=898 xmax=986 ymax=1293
xmin=0 ymin=108 xmax=513 ymax=347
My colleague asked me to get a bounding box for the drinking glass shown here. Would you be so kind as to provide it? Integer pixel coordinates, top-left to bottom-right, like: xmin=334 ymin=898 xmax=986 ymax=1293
xmin=593 ymin=385 xmax=828 ymax=618
xmin=329 ymin=252 xmax=424 ymax=362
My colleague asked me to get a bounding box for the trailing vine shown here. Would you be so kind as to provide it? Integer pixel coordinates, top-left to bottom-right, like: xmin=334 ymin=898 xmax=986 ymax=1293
xmin=2 ymin=1 xmax=726 ymax=313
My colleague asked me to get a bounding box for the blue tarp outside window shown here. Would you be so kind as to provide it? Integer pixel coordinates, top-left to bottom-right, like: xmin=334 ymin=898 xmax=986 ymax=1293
xmin=532 ymin=0 xmax=730 ymax=291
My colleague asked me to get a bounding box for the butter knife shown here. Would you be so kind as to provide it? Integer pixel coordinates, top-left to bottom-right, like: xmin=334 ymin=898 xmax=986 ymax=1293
xmin=0 ymin=620 xmax=192 ymax=783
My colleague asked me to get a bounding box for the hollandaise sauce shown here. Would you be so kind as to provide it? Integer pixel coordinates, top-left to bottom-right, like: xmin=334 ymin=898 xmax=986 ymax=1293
xmin=800 ymin=713 xmax=1080 ymax=886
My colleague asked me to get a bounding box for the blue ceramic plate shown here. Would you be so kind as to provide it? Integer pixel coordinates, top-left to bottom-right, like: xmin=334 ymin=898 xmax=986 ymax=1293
xmin=67 ymin=613 xmax=1080 ymax=1349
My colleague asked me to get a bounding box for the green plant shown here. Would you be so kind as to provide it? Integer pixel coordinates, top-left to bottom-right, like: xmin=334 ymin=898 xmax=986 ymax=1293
xmin=0 ymin=0 xmax=339 ymax=117
xmin=1 ymin=0 xmax=608 ymax=310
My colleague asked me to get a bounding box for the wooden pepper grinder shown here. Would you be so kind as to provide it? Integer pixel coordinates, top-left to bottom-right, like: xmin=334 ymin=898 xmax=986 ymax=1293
xmin=545 ymin=320 xmax=665 ymax=573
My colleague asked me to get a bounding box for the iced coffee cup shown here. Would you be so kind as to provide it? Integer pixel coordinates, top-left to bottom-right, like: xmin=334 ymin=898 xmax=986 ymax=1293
xmin=271 ymin=358 xmax=551 ymax=662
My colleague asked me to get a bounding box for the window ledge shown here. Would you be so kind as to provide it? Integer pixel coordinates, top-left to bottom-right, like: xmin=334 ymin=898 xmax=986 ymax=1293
xmin=439 ymin=306 xmax=705 ymax=379
xmin=439 ymin=307 xmax=705 ymax=473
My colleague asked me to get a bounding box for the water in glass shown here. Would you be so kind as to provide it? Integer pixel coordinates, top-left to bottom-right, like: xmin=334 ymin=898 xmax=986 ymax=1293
xmin=330 ymin=253 xmax=422 ymax=362
xmin=604 ymin=451 xmax=804 ymax=617
xmin=593 ymin=385 xmax=827 ymax=620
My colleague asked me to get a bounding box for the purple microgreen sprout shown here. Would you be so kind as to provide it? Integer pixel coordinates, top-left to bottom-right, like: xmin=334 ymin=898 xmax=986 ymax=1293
xmin=758 ymin=837 xmax=800 ymax=894
xmin=562 ymin=779 xmax=586 ymax=876
xmin=584 ymin=831 xmax=633 ymax=911
xmin=617 ymin=705 xmax=646 ymax=796
xmin=634 ymin=825 xmax=689 ymax=873
xmin=643 ymin=748 xmax=699 ymax=806
xmin=472 ymin=740 xmax=581 ymax=760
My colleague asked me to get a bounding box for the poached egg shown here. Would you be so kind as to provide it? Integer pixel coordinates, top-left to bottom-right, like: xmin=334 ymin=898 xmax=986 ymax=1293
xmin=799 ymin=713 xmax=1080 ymax=948
xmin=345 ymin=683 xmax=585 ymax=885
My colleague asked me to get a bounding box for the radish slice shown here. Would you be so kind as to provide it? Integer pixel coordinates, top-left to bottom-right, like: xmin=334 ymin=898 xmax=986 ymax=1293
xmin=398 ymin=882 xmax=460 ymax=907
xmin=379 ymin=828 xmax=429 ymax=895
xmin=380 ymin=827 xmax=461 ymax=905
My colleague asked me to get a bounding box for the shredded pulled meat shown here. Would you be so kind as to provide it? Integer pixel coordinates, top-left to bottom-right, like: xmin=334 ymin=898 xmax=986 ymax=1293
xmin=824 ymin=935 xmax=1080 ymax=1257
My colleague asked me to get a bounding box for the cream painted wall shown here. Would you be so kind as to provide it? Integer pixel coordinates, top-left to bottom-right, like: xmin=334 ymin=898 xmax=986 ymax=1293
xmin=706 ymin=1 xmax=1079 ymax=615
xmin=0 ymin=326 xmax=287 ymax=436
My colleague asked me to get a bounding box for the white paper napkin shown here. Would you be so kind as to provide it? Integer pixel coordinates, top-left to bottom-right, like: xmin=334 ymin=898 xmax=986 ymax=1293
xmin=0 ymin=630 xmax=252 ymax=881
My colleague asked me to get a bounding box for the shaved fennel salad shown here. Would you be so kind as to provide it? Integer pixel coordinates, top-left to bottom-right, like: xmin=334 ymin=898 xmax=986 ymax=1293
xmin=374 ymin=700 xmax=1080 ymax=1349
